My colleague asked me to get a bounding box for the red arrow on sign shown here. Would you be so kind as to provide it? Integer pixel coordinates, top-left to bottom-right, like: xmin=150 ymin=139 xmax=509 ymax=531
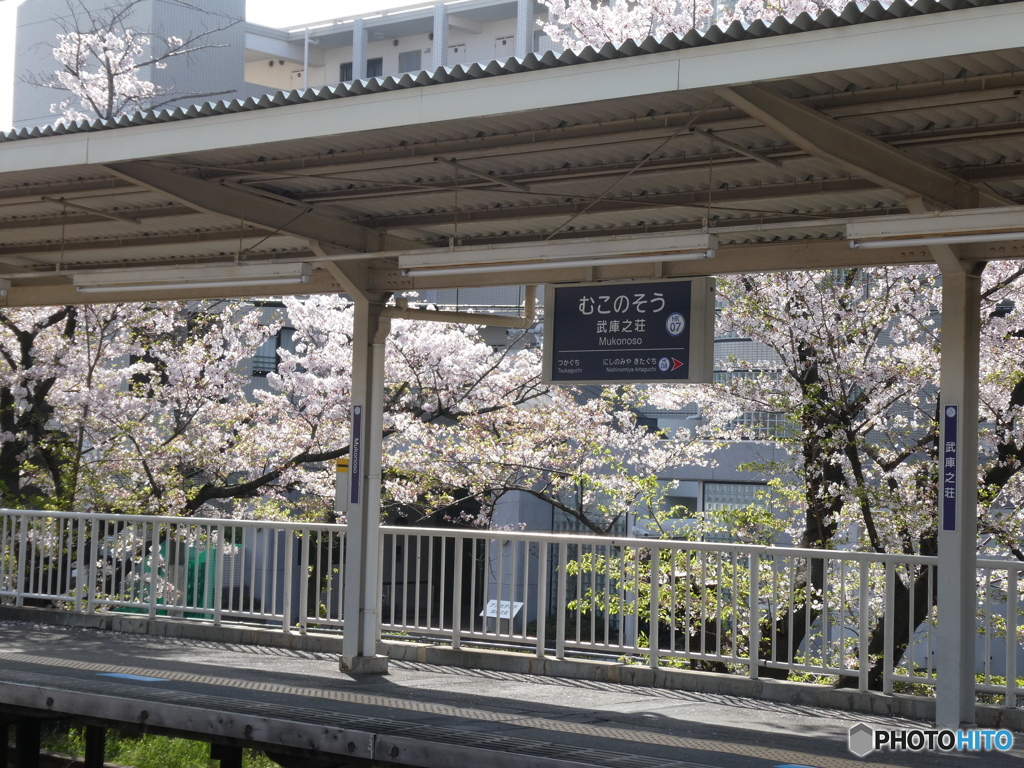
xmin=671 ymin=358 xmax=684 ymax=371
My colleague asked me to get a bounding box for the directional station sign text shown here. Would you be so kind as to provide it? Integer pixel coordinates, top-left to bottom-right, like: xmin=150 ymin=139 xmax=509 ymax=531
xmin=543 ymin=277 xmax=715 ymax=385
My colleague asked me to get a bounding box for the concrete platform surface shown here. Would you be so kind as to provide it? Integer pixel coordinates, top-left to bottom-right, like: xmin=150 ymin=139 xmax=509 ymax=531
xmin=0 ymin=621 xmax=1019 ymax=768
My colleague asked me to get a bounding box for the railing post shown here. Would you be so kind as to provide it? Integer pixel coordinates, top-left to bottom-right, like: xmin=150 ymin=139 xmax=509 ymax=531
xmin=337 ymin=528 xmax=346 ymax=631
xmin=0 ymin=512 xmax=8 ymax=597
xmin=148 ymin=521 xmax=160 ymax=620
xmin=1005 ymin=567 xmax=1018 ymax=708
xmin=749 ymin=552 xmax=760 ymax=680
xmin=282 ymin=529 xmax=295 ymax=634
xmin=451 ymin=536 xmax=464 ymax=650
xmin=535 ymin=541 xmax=548 ymax=658
xmin=298 ymin=529 xmax=310 ymax=634
xmin=213 ymin=524 xmax=224 ymax=628
xmin=16 ymin=513 xmax=28 ymax=607
xmin=858 ymin=560 xmax=870 ymax=692
xmin=377 ymin=525 xmax=387 ymax=645
xmin=492 ymin=538 xmax=505 ymax=639
xmin=883 ymin=561 xmax=895 ymax=695
xmin=649 ymin=543 xmax=659 ymax=671
xmin=87 ymin=518 xmax=100 ymax=615
xmin=75 ymin=515 xmax=88 ymax=614
xmin=556 ymin=540 xmax=567 ymax=661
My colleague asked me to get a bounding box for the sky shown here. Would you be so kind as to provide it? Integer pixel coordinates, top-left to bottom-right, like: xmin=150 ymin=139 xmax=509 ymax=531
xmin=0 ymin=0 xmax=415 ymax=130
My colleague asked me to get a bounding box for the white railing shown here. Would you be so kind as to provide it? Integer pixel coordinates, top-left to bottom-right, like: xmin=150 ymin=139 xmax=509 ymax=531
xmin=2 ymin=509 xmax=1022 ymax=707
xmin=0 ymin=510 xmax=345 ymax=633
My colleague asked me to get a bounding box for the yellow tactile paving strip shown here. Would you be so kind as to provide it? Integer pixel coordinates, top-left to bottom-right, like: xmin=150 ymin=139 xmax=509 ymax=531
xmin=0 ymin=650 xmax=905 ymax=768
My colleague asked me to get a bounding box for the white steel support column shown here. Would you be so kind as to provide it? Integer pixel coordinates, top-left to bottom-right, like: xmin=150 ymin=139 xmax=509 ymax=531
xmin=340 ymin=295 xmax=390 ymax=673
xmin=936 ymin=265 xmax=982 ymax=728
xmin=352 ymin=19 xmax=368 ymax=81
xmin=432 ymin=4 xmax=448 ymax=71
xmin=516 ymin=0 xmax=533 ymax=59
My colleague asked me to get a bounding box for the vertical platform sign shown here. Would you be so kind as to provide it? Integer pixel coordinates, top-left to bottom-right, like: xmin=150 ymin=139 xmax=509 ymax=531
xmin=350 ymin=405 xmax=363 ymax=506
xmin=942 ymin=404 xmax=958 ymax=532
xmin=542 ymin=277 xmax=715 ymax=384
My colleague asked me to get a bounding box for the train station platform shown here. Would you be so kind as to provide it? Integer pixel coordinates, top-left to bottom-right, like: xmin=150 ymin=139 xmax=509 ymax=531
xmin=0 ymin=620 xmax=1019 ymax=768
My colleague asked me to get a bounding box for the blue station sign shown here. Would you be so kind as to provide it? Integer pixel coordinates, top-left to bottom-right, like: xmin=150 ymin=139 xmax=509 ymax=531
xmin=942 ymin=404 xmax=958 ymax=532
xmin=542 ymin=277 xmax=715 ymax=384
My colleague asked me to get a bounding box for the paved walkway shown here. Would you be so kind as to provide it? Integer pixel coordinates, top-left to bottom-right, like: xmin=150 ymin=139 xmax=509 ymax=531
xmin=0 ymin=621 xmax=1018 ymax=768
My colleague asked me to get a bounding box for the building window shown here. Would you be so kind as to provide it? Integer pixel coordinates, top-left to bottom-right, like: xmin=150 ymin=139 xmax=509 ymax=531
xmin=702 ymin=482 xmax=779 ymax=542
xmin=398 ymin=49 xmax=421 ymax=73
xmin=728 ymin=410 xmax=795 ymax=439
xmin=534 ymin=29 xmax=560 ymax=54
xmin=339 ymin=61 xmax=353 ymax=81
xmin=660 ymin=481 xmax=699 ymax=518
xmin=366 ymin=57 xmax=383 ymax=78
xmin=252 ymin=327 xmax=295 ymax=377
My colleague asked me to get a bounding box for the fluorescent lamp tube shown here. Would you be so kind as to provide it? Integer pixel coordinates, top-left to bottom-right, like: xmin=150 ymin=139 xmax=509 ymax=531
xmin=73 ymin=263 xmax=311 ymax=292
xmin=403 ymin=249 xmax=715 ymax=277
xmin=75 ymin=276 xmax=311 ymax=294
xmin=846 ymin=207 xmax=1024 ymax=248
xmin=850 ymin=232 xmax=1024 ymax=249
xmin=398 ymin=232 xmax=718 ymax=272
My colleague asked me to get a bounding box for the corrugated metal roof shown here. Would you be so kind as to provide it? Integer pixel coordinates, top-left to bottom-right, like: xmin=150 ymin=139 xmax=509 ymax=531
xmin=3 ymin=0 xmax=1019 ymax=143
xmin=2 ymin=0 xmax=1024 ymax=305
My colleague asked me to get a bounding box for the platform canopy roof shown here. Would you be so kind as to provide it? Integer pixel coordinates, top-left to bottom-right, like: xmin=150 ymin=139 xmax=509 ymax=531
xmin=1 ymin=0 xmax=1023 ymax=306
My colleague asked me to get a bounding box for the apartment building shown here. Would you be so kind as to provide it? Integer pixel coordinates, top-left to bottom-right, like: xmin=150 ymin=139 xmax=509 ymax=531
xmin=243 ymin=0 xmax=548 ymax=94
xmin=11 ymin=0 xmax=548 ymax=129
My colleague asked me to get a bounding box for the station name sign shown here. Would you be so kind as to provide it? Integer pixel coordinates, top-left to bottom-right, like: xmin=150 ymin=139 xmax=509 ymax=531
xmin=542 ymin=277 xmax=715 ymax=385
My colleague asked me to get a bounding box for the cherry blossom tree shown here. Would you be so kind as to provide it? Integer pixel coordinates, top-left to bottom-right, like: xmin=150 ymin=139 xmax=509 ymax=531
xmin=108 ymin=296 xmax=682 ymax=532
xmin=559 ymin=264 xmax=1024 ymax=684
xmin=62 ymin=295 xmax=550 ymax=522
xmin=390 ymin=383 xmax=701 ymax=534
xmin=76 ymin=300 xmax=280 ymax=516
xmin=671 ymin=265 xmax=1024 ymax=685
xmin=1 ymin=290 xmax=689 ymax=537
xmin=539 ymin=0 xmax=879 ymax=51
xmin=23 ymin=0 xmax=238 ymax=124
xmin=0 ymin=300 xmax=256 ymax=511
xmin=699 ymin=268 xmax=943 ymax=554
xmin=539 ymin=0 xmax=718 ymax=50
xmin=0 ymin=305 xmax=83 ymax=509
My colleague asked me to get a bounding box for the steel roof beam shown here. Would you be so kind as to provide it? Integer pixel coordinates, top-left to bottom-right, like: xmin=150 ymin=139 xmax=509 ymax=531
xmin=104 ymin=161 xmax=422 ymax=254
xmin=366 ymin=177 xmax=880 ymax=229
xmin=0 ymin=229 xmax=286 ymax=259
xmin=718 ymin=83 xmax=1014 ymax=210
xmin=0 ymin=205 xmax=195 ymax=232
xmin=0 ymin=177 xmax=134 ymax=202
